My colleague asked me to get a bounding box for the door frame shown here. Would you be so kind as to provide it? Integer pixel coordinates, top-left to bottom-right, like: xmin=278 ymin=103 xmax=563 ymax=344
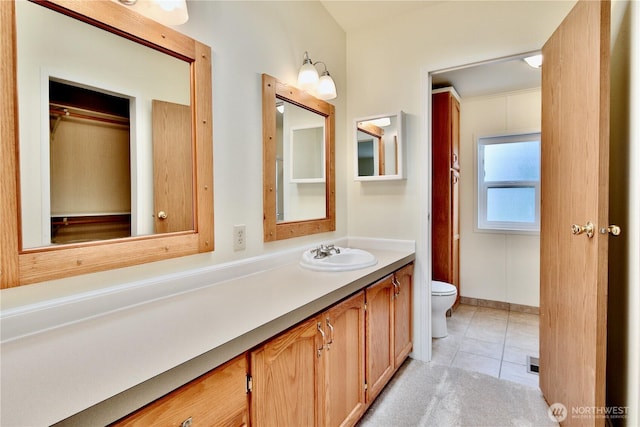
xmin=420 ymin=50 xmax=544 ymax=361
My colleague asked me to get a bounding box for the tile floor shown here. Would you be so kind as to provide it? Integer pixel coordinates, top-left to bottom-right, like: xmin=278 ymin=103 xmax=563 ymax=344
xmin=431 ymin=303 xmax=540 ymax=389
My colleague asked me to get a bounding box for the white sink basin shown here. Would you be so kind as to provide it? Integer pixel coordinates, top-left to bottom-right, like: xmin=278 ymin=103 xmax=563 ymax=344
xmin=300 ymin=247 xmax=378 ymax=272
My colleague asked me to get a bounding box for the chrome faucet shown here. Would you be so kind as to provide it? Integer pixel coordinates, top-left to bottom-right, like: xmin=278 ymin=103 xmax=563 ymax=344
xmin=311 ymin=244 xmax=341 ymax=259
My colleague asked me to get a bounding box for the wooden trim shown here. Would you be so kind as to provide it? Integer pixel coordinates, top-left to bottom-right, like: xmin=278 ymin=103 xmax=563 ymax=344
xmin=356 ymin=122 xmax=383 ymax=138
xmin=2 ymin=1 xmax=214 ymax=287
xmin=36 ymin=0 xmax=195 ymax=61
xmin=194 ymin=41 xmax=214 ymax=252
xmin=0 ymin=0 xmax=20 ymax=287
xmin=262 ymin=74 xmax=336 ymax=242
xmin=19 ymin=234 xmax=200 ymax=285
xmin=378 ymin=134 xmax=385 ymax=176
xmin=262 ymin=74 xmax=277 ymax=241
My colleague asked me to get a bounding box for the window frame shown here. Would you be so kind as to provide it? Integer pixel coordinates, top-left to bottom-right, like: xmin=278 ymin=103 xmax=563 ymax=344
xmin=475 ymin=131 xmax=541 ymax=234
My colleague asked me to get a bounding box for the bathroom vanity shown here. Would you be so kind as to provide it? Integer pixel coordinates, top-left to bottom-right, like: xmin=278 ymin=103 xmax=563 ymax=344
xmin=111 ymin=262 xmax=413 ymax=427
xmin=1 ymin=242 xmax=414 ymax=426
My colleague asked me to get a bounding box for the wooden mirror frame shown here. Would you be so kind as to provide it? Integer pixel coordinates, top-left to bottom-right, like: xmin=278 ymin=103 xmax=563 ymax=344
xmin=262 ymin=74 xmax=335 ymax=242
xmin=0 ymin=0 xmax=214 ymax=287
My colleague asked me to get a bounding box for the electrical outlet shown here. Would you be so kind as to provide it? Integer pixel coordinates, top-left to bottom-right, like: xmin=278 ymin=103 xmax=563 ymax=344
xmin=233 ymin=224 xmax=246 ymax=251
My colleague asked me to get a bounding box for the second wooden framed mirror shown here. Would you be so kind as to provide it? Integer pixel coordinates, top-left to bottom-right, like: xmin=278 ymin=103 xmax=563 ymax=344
xmin=262 ymin=74 xmax=335 ymax=242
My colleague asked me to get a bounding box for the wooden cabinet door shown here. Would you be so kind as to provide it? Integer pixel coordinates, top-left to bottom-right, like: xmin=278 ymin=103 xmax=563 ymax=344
xmin=250 ymin=316 xmax=324 ymax=427
xmin=432 ymin=89 xmax=461 ymax=307
xmin=323 ymin=291 xmax=366 ymax=427
xmin=451 ymin=96 xmax=460 ymax=171
xmin=393 ymin=264 xmax=413 ymax=367
xmin=112 ymin=354 xmax=249 ymax=427
xmin=451 ymin=95 xmax=460 ymax=305
xmin=431 ymin=91 xmax=454 ymax=285
xmin=364 ymin=276 xmax=394 ymax=403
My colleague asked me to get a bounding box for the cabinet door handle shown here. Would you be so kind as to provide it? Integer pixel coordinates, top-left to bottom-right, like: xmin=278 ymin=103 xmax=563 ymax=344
xmin=326 ymin=318 xmax=334 ymax=349
xmin=317 ymin=322 xmax=325 ymax=357
xmin=450 ymin=169 xmax=459 ymax=184
xmin=392 ymin=277 xmax=400 ymax=297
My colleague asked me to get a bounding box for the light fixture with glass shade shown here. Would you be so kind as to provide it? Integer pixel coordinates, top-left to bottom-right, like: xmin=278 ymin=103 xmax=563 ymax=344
xmin=297 ymin=51 xmax=337 ymax=100
xmin=523 ymin=54 xmax=543 ymax=68
xmin=116 ymin=0 xmax=189 ymax=26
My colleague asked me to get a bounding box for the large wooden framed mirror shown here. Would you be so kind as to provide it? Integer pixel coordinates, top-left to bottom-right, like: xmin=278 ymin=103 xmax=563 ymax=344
xmin=1 ymin=0 xmax=213 ymax=287
xmin=262 ymin=74 xmax=335 ymax=241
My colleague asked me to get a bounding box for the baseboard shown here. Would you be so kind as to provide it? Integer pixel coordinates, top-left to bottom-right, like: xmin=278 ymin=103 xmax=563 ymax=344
xmin=458 ymin=296 xmax=539 ymax=315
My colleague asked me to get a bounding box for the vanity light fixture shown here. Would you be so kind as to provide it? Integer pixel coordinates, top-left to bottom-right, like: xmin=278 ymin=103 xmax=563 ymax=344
xmin=523 ymin=54 xmax=543 ymax=68
xmin=116 ymin=0 xmax=189 ymax=26
xmin=297 ymin=51 xmax=337 ymax=100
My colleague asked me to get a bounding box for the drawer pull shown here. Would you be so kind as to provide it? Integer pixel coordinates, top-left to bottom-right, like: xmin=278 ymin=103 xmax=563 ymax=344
xmin=181 ymin=417 xmax=193 ymax=427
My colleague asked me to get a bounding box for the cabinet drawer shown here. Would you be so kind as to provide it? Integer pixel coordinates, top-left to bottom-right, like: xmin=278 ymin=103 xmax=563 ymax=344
xmin=111 ymin=354 xmax=249 ymax=427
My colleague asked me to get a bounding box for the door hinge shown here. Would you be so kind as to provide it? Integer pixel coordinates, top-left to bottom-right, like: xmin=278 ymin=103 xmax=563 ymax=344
xmin=364 ymin=381 xmax=368 ymax=391
xmin=364 ymin=302 xmax=367 ymax=311
xmin=246 ymin=374 xmax=253 ymax=393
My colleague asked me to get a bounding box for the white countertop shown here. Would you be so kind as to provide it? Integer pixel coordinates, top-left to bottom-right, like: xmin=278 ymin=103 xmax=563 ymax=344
xmin=0 ymin=241 xmax=414 ymax=426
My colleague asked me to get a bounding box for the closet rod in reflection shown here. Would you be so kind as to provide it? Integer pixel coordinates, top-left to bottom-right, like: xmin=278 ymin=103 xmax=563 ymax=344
xmin=51 ymin=214 xmax=131 ymax=226
xmin=49 ymin=103 xmax=130 ymax=127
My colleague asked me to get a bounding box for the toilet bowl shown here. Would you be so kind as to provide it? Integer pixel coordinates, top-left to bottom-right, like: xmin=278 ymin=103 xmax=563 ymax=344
xmin=431 ymin=280 xmax=457 ymax=338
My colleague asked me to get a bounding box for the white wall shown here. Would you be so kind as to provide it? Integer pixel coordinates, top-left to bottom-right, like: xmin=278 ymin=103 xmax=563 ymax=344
xmin=346 ymin=0 xmax=576 ymax=360
xmin=459 ymin=89 xmax=541 ymax=307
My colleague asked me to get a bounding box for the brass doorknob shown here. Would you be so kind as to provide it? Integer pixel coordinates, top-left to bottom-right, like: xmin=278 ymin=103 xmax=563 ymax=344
xmin=571 ymin=221 xmax=594 ymax=238
xmin=157 ymin=211 xmax=167 ymax=220
xmin=600 ymin=225 xmax=621 ymax=236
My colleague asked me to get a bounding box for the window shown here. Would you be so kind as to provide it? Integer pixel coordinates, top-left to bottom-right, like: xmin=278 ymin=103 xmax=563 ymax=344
xmin=477 ymin=132 xmax=541 ymax=232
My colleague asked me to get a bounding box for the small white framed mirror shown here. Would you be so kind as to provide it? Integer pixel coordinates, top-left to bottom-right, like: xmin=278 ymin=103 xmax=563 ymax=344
xmin=354 ymin=111 xmax=405 ymax=180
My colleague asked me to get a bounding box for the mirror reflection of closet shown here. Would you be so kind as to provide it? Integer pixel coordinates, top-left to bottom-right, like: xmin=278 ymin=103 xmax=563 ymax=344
xmin=49 ymin=80 xmax=132 ymax=244
xmin=354 ymin=111 xmax=406 ymax=181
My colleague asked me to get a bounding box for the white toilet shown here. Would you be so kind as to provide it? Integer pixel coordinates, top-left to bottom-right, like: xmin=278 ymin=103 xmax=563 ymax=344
xmin=431 ymin=280 xmax=458 ymax=338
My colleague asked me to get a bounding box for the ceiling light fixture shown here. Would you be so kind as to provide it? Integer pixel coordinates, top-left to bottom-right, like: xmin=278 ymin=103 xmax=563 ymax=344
xmin=116 ymin=0 xmax=189 ymax=26
xmin=368 ymin=117 xmax=391 ymax=127
xmin=523 ymin=54 xmax=543 ymax=69
xmin=297 ymin=51 xmax=337 ymax=100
